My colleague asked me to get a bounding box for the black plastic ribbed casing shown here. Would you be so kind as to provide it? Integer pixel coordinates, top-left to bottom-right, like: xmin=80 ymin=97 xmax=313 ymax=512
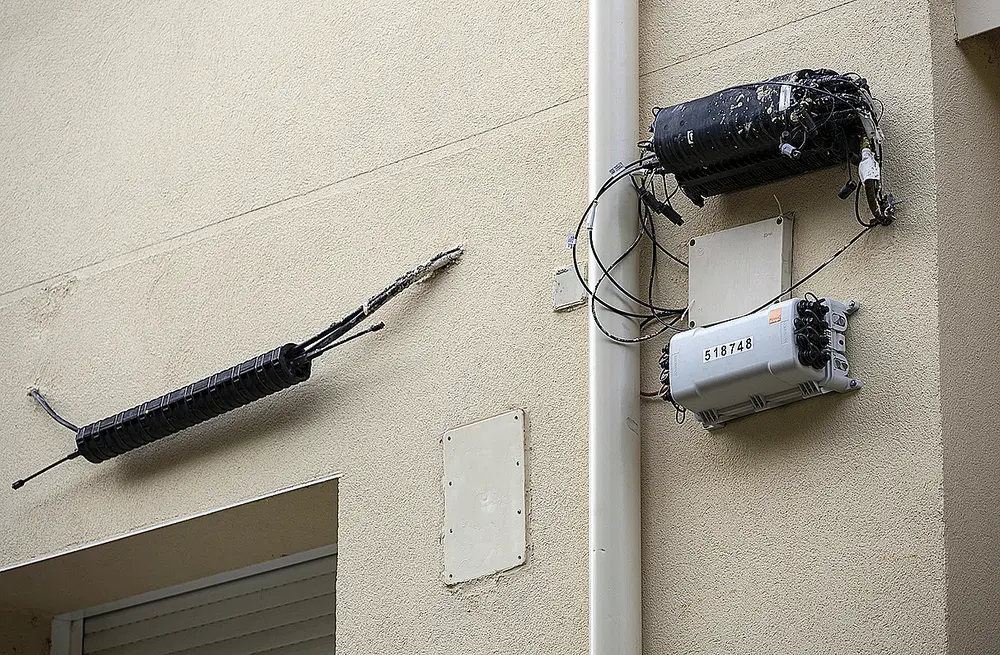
xmin=649 ymin=69 xmax=870 ymax=204
xmin=75 ymin=344 xmax=311 ymax=463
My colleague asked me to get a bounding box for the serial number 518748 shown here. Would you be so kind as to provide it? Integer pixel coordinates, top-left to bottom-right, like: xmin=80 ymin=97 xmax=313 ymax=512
xmin=704 ymin=337 xmax=752 ymax=362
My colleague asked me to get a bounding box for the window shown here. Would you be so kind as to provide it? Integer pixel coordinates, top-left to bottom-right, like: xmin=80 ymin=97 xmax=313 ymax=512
xmin=52 ymin=545 xmax=336 ymax=655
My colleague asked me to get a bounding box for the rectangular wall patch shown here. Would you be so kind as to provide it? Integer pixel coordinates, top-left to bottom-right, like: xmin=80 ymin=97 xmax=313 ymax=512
xmin=442 ymin=410 xmax=526 ymax=584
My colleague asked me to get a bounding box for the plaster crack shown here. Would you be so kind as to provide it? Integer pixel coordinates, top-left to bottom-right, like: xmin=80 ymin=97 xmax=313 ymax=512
xmin=639 ymin=0 xmax=863 ymax=80
xmin=1 ymin=94 xmax=585 ymax=301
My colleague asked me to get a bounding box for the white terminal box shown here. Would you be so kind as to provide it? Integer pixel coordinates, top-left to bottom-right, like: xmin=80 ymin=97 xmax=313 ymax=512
xmin=667 ymin=297 xmax=861 ymax=429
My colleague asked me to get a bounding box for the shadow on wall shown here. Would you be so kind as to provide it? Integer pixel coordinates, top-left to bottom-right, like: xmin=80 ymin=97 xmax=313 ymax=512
xmin=960 ymin=31 xmax=1000 ymax=93
xmin=714 ymin=385 xmax=856 ymax=455
xmin=0 ymin=608 xmax=50 ymax=654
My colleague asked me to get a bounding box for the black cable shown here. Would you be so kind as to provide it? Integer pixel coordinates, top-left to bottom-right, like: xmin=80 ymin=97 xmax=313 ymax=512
xmin=644 ymin=189 xmax=659 ymax=329
xmin=854 ymin=182 xmax=877 ymax=228
xmin=570 ymin=158 xmax=661 ymax=321
xmin=590 ymin=264 xmax=675 ymax=342
xmin=642 ymin=198 xmax=687 ymax=334
xmin=588 ymin=235 xmax=669 ymax=343
xmin=842 ymin=137 xmax=855 ymax=185
xmin=570 ymin=161 xmax=690 ymax=343
xmin=12 ymin=451 xmax=79 ymax=490
xmin=300 ymin=322 xmax=385 ymax=361
xmin=590 ymin=283 xmax=685 ymax=343
xmin=28 ymin=388 xmax=78 ymax=432
xmin=588 ymin=227 xmax=686 ymax=343
xmin=571 ymin=159 xmax=689 ymax=324
xmin=587 ymin=201 xmax=655 ymax=311
xmin=583 ymin=177 xmax=692 ymax=321
xmin=641 ymin=311 xmax=686 ymax=330
xmin=745 ymin=224 xmax=876 ymax=318
xmin=663 ymin=173 xmax=680 ymax=200
xmin=793 ymin=325 xmax=828 ymax=340
xmin=635 ymin=177 xmax=689 ymax=268
xmin=838 ymin=73 xmax=884 ymax=125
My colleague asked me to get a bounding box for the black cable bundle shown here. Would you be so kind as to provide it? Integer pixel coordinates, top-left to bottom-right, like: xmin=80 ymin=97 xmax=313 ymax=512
xmin=570 ymin=69 xmax=899 ymax=352
xmin=794 ymin=296 xmax=833 ymax=370
xmin=570 ymin=157 xmax=691 ymax=346
xmin=14 ymin=247 xmax=463 ymax=490
xmin=656 ymin=344 xmax=686 ymax=424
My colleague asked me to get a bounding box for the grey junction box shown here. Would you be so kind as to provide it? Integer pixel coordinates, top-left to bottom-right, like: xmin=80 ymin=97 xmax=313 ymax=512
xmin=667 ymin=297 xmax=860 ymax=429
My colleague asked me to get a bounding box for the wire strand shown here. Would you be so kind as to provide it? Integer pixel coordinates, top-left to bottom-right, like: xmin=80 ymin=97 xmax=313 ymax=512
xmin=745 ymin=224 xmax=876 ymax=318
xmin=12 ymin=451 xmax=79 ymax=490
xmin=28 ymin=388 xmax=78 ymax=432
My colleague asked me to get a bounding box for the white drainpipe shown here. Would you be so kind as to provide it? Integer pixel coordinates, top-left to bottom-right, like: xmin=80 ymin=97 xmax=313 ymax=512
xmin=588 ymin=0 xmax=641 ymax=654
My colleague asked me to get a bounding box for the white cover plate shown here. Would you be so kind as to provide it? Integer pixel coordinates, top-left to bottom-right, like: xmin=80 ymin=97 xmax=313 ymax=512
xmin=442 ymin=409 xmax=526 ymax=584
xmin=688 ymin=215 xmax=793 ymax=328
xmin=553 ymin=266 xmax=586 ymax=311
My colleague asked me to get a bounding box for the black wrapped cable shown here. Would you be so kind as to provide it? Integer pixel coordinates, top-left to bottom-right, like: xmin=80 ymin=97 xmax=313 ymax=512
xmin=13 ymin=248 xmax=462 ymax=489
xmin=75 ymin=344 xmax=311 ymax=464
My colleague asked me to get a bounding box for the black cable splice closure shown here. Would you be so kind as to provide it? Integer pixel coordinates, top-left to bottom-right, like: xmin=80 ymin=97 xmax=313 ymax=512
xmin=642 ymin=69 xmax=897 ymax=225
xmin=14 ymin=248 xmax=462 ymax=490
xmin=75 ymin=343 xmax=311 ymax=464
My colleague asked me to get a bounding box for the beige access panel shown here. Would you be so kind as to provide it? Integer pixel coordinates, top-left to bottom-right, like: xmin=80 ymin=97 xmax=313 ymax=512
xmin=442 ymin=409 xmax=527 ymax=584
xmin=687 ymin=215 xmax=793 ymax=328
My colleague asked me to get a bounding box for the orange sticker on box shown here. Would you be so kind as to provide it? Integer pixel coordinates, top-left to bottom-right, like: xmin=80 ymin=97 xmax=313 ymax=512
xmin=769 ymin=307 xmax=782 ymax=324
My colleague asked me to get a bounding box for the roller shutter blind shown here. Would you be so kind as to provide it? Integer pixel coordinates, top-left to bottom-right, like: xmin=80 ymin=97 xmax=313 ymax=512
xmin=80 ymin=551 xmax=335 ymax=655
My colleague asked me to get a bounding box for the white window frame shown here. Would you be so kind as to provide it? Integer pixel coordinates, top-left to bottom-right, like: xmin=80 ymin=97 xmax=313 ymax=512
xmin=50 ymin=544 xmax=337 ymax=655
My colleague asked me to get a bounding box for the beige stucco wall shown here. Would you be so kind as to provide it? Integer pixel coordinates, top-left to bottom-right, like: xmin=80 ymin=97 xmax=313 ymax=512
xmin=0 ymin=2 xmax=590 ymax=653
xmin=0 ymin=1 xmax=994 ymax=653
xmin=638 ymin=0 xmax=948 ymax=652
xmin=930 ymin=4 xmax=1000 ymax=652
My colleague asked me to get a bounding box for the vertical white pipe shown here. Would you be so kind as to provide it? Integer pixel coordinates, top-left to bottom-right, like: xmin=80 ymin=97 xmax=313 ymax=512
xmin=588 ymin=0 xmax=641 ymax=654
